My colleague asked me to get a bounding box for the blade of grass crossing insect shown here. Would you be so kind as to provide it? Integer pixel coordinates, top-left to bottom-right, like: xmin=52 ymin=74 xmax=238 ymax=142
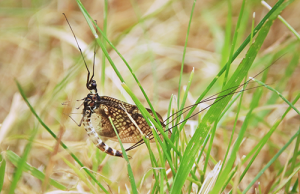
xmin=226 ymin=94 xmax=300 ymax=194
xmin=243 ymin=127 xmax=300 ymax=194
xmin=76 ymin=0 xmax=165 ymax=132
xmin=100 ymin=0 xmax=108 ymax=93
xmin=8 ymin=124 xmax=38 ymax=194
xmin=177 ymin=0 xmax=197 ymax=109
xmin=224 ymin=0 xmax=246 ymax=86
xmin=0 ymin=154 xmax=6 ymax=191
xmin=15 ymin=80 xmax=109 ymax=193
xmin=6 ymin=150 xmax=66 ymax=190
xmin=108 ymin=117 xmax=138 ymax=194
xmin=171 ymin=2 xmax=284 ymax=190
xmin=285 ymin=126 xmax=300 ymax=192
xmin=77 ymin=4 xmax=125 ymax=83
xmin=121 ymin=83 xmax=177 ymax=175
xmin=119 ymin=83 xmax=176 ymax=155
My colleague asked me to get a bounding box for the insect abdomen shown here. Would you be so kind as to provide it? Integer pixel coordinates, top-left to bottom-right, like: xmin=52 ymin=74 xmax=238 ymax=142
xmin=82 ymin=115 xmax=123 ymax=158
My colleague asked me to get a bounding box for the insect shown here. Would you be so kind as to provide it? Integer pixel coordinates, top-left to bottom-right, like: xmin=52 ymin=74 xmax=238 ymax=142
xmin=63 ymin=14 xmax=272 ymax=158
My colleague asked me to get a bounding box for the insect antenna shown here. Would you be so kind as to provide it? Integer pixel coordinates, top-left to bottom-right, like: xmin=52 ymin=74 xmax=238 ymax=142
xmin=125 ymin=60 xmax=282 ymax=151
xmin=163 ymin=82 xmax=249 ymax=125
xmin=125 ymin=85 xmax=266 ymax=151
xmin=63 ymin=13 xmax=93 ymax=88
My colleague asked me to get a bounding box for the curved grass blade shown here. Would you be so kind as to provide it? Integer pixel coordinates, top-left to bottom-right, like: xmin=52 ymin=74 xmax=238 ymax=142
xmin=242 ymin=127 xmax=300 ymax=194
xmin=6 ymin=150 xmax=67 ymax=191
xmin=8 ymin=125 xmax=38 ymax=194
xmin=224 ymin=93 xmax=300 ymax=194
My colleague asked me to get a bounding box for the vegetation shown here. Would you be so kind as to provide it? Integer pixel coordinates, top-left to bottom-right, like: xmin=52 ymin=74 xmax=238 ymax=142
xmin=1 ymin=0 xmax=300 ymax=193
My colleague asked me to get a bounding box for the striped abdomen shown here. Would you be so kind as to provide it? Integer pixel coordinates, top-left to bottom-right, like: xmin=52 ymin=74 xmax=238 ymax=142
xmin=82 ymin=114 xmax=123 ymax=158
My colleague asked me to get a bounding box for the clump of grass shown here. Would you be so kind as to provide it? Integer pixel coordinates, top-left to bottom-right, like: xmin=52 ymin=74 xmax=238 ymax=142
xmin=1 ymin=0 xmax=300 ymax=193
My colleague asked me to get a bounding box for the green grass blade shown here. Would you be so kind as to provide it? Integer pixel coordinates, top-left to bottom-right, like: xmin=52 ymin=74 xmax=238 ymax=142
xmin=100 ymin=0 xmax=108 ymax=93
xmin=76 ymin=3 xmax=125 ymax=83
xmin=108 ymin=117 xmax=138 ymax=194
xmin=6 ymin=150 xmax=66 ymax=190
xmin=223 ymin=0 xmax=246 ymax=86
xmin=121 ymin=83 xmax=177 ymax=175
xmin=242 ymin=127 xmax=300 ymax=194
xmin=0 ymin=154 xmax=6 ymax=191
xmin=262 ymin=1 xmax=300 ymax=40
xmin=251 ymin=78 xmax=300 ymax=115
xmin=221 ymin=0 xmax=232 ymax=86
xmin=226 ymin=93 xmax=300 ymax=194
xmin=179 ymin=68 xmax=194 ymax=114
xmin=177 ymin=0 xmax=197 ymax=109
xmin=15 ymin=80 xmax=109 ymax=193
xmin=285 ymin=127 xmax=300 ymax=192
xmin=8 ymin=125 xmax=38 ymax=194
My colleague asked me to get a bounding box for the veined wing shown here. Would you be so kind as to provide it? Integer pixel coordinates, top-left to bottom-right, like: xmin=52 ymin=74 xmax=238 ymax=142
xmin=92 ymin=96 xmax=168 ymax=143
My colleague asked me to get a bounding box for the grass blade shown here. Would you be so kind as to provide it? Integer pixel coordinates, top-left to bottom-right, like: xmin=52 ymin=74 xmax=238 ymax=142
xmin=8 ymin=125 xmax=38 ymax=194
xmin=242 ymin=127 xmax=300 ymax=194
xmin=6 ymin=150 xmax=66 ymax=190
xmin=177 ymin=0 xmax=198 ymax=109
xmin=109 ymin=117 xmax=138 ymax=194
xmin=0 ymin=154 xmax=6 ymax=191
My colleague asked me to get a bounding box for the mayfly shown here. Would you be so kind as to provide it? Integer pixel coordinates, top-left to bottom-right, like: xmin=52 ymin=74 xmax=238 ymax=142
xmin=63 ymin=14 xmax=271 ymax=158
